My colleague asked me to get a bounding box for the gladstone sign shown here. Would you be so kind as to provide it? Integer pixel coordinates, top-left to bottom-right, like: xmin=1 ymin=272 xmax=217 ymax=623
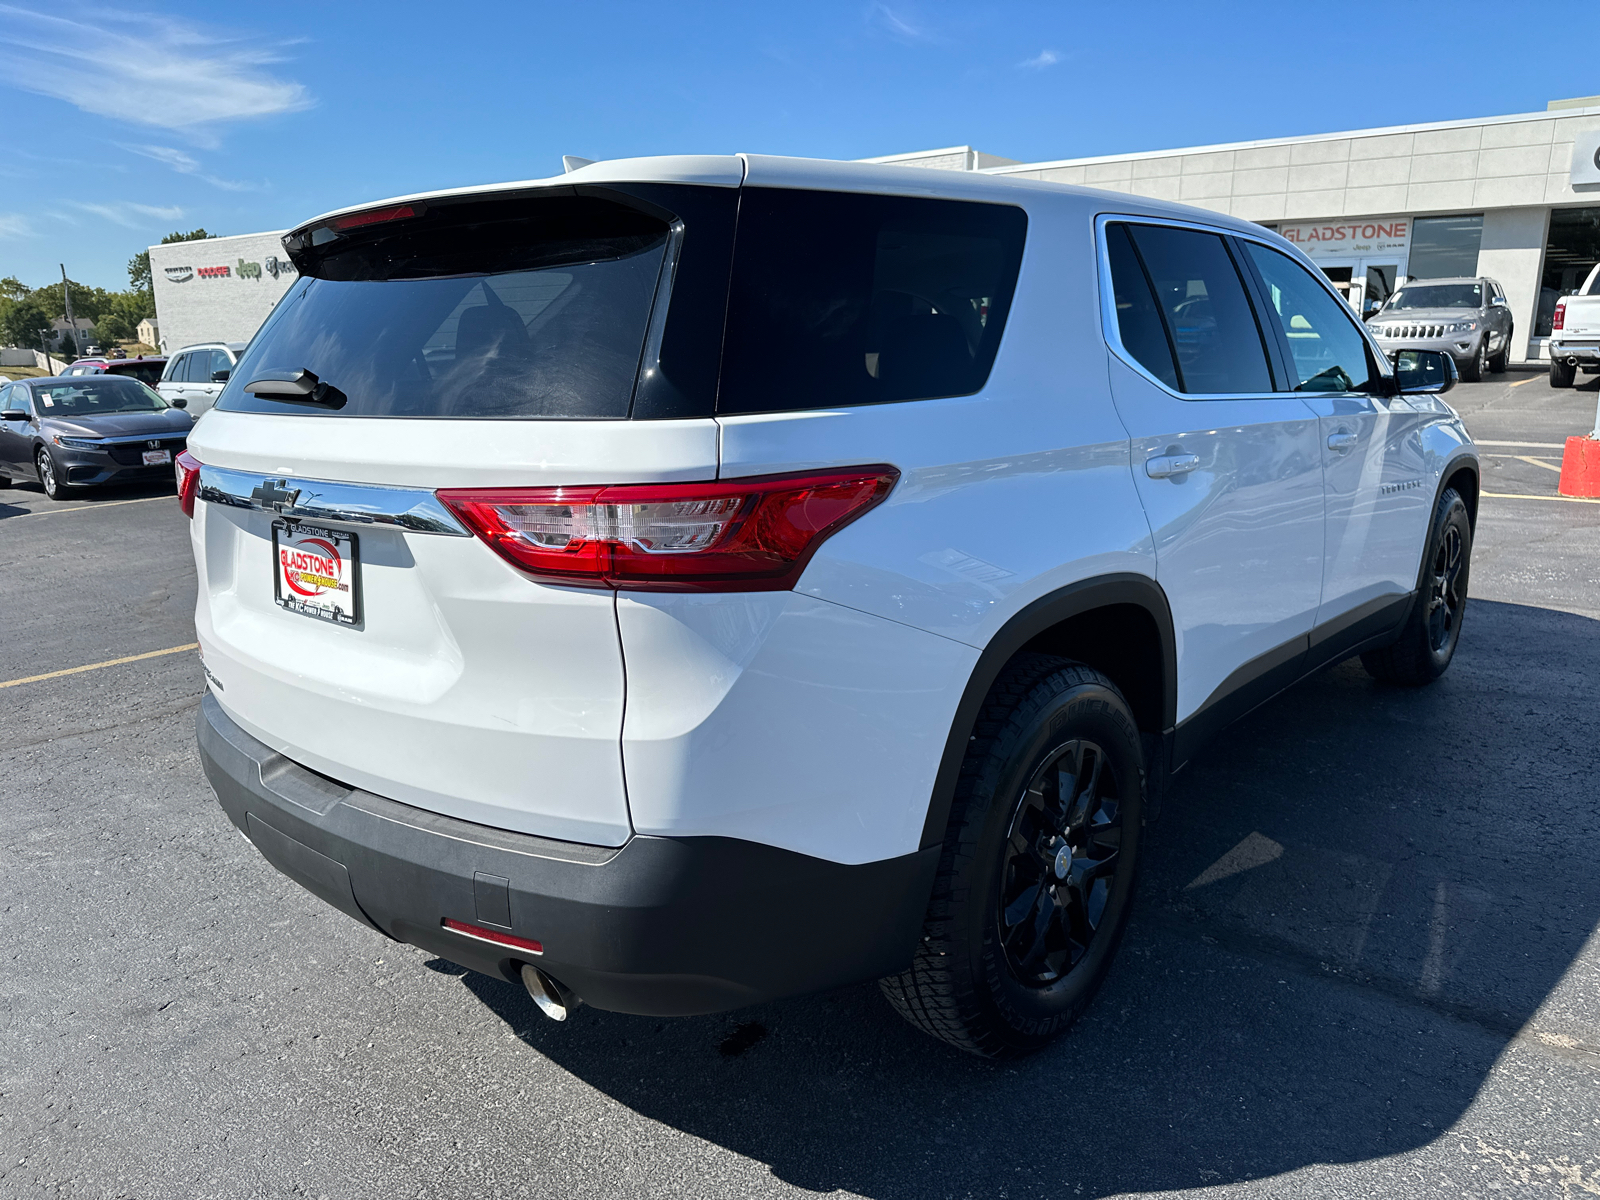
xmin=1273 ymin=217 xmax=1410 ymax=261
xmin=148 ymin=230 xmax=301 ymax=353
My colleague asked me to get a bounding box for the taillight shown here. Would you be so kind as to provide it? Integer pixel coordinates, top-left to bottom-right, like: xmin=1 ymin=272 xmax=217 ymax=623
xmin=175 ymin=450 xmax=201 ymax=518
xmin=328 ymin=203 xmax=420 ymax=231
xmin=438 ymin=466 xmax=899 ymax=592
xmin=1553 ymin=301 xmax=1566 ymax=331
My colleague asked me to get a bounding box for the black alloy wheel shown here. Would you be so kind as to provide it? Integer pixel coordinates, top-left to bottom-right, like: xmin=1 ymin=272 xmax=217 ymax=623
xmin=36 ymin=447 xmax=68 ymax=501
xmin=1361 ymin=486 xmax=1472 ymax=685
xmin=999 ymin=739 xmax=1122 ymax=986
xmin=880 ymin=655 xmax=1144 ymax=1058
xmin=1425 ymin=523 xmax=1466 ymax=654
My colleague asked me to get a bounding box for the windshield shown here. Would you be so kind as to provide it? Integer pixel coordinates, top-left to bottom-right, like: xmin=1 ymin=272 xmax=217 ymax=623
xmin=32 ymin=377 xmax=169 ymax=415
xmin=218 ymin=193 xmax=671 ymax=420
xmin=1387 ymin=283 xmax=1482 ymax=310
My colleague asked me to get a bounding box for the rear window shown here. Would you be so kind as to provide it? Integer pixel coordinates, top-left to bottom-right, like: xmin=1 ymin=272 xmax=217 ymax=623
xmin=107 ymin=361 xmax=164 ymax=385
xmin=716 ymin=189 xmax=1027 ymax=414
xmin=217 ymin=193 xmax=672 ymax=420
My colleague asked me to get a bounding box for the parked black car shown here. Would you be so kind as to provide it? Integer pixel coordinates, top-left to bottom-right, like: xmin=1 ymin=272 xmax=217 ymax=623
xmin=0 ymin=375 xmax=192 ymax=500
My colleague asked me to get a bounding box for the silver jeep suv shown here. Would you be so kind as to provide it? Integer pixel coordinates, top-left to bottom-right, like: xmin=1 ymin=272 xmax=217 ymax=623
xmin=1367 ymin=276 xmax=1513 ymax=382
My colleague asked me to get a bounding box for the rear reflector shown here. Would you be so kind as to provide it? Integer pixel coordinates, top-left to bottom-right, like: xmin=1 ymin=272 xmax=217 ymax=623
xmin=438 ymin=466 xmax=898 ymax=592
xmin=175 ymin=450 xmax=201 ymax=518
xmin=441 ymin=918 xmax=544 ymax=956
xmin=328 ymin=203 xmax=420 ymax=231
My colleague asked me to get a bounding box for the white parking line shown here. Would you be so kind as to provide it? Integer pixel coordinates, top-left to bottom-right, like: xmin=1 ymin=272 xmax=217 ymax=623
xmin=1472 ymin=440 xmax=1568 ymax=448
xmin=2 ymin=495 xmax=169 ymax=518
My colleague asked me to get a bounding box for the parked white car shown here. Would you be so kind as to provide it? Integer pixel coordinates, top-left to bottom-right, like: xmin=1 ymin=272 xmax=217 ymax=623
xmin=1549 ymin=261 xmax=1600 ymax=387
xmin=156 ymin=342 xmax=247 ymax=417
xmin=180 ymin=155 xmax=1477 ymax=1057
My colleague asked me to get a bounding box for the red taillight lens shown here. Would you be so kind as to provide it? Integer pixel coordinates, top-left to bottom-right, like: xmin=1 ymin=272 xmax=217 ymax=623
xmin=1553 ymin=301 xmax=1566 ymax=331
xmin=441 ymin=918 xmax=543 ymax=956
xmin=438 ymin=466 xmax=899 ymax=592
xmin=328 ymin=203 xmax=419 ymax=231
xmin=175 ymin=450 xmax=201 ymax=518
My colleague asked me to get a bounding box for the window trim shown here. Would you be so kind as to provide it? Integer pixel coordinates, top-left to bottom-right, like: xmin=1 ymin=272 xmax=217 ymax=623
xmin=1095 ymin=212 xmax=1395 ymax=400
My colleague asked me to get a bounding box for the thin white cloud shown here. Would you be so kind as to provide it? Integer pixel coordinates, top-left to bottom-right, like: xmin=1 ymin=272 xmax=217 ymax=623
xmin=0 ymin=213 xmax=35 ymax=238
xmin=1018 ymin=49 xmax=1061 ymax=70
xmin=121 ymin=143 xmax=254 ymax=191
xmin=0 ymin=5 xmax=310 ymax=146
xmin=869 ymin=3 xmax=936 ymax=43
xmin=69 ymin=201 xmax=185 ymax=229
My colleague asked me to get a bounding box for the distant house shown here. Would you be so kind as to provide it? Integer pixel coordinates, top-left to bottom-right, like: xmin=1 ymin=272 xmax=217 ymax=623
xmin=137 ymin=317 xmax=160 ymax=348
xmin=48 ymin=317 xmax=97 ymax=351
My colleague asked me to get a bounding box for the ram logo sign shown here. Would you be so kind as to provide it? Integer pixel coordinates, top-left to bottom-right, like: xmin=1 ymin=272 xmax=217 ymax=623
xmin=1573 ymin=130 xmax=1600 ymax=190
xmin=163 ymin=266 xmax=193 ymax=283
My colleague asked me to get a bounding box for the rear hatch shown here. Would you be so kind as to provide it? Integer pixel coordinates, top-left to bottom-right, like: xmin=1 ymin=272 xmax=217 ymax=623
xmin=185 ymin=167 xmax=739 ymax=845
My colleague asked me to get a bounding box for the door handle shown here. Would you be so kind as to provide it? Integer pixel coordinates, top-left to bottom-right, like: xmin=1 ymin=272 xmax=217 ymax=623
xmin=1145 ymin=453 xmax=1199 ymax=479
xmin=1327 ymin=431 xmax=1359 ymax=452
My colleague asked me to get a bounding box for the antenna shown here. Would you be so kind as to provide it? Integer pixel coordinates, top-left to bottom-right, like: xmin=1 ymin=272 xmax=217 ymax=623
xmin=562 ymin=156 xmax=595 ymax=174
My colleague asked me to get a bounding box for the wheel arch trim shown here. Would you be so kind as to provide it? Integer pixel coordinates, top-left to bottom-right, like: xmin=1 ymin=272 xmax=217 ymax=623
xmin=918 ymin=572 xmax=1176 ymax=851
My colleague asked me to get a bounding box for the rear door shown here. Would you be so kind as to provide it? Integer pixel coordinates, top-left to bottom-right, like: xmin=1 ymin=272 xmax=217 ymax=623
xmin=156 ymin=353 xmax=190 ymax=407
xmin=185 ymin=179 xmax=736 ymax=846
xmin=1099 ymin=217 xmax=1326 ymax=750
xmin=1239 ymin=240 xmax=1431 ymax=637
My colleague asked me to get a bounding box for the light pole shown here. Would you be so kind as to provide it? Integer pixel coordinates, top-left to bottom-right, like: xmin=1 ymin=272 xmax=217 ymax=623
xmin=60 ymin=264 xmax=75 ymax=358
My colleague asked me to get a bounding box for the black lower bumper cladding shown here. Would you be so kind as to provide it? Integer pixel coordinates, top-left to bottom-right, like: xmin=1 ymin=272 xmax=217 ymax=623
xmin=197 ymin=694 xmax=937 ymax=1016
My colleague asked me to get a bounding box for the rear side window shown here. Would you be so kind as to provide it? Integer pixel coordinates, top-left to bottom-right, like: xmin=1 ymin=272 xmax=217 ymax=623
xmin=168 ymin=354 xmax=192 ymax=383
xmin=218 ymin=194 xmax=672 ymax=419
xmin=716 ymin=189 xmax=1027 ymax=414
xmin=1105 ymin=223 xmax=1179 ymax=389
xmin=1120 ymin=223 xmax=1273 ymax=395
xmin=1242 ymin=242 xmax=1376 ymax=393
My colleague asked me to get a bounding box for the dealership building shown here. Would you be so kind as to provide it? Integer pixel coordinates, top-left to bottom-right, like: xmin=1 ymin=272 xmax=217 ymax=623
xmin=150 ymin=98 xmax=1600 ymax=368
xmin=874 ymin=97 xmax=1600 ymax=366
xmin=147 ymin=230 xmax=299 ymax=354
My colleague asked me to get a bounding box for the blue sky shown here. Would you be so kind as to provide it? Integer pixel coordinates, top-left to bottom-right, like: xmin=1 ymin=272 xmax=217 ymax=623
xmin=3 ymin=0 xmax=1596 ymax=290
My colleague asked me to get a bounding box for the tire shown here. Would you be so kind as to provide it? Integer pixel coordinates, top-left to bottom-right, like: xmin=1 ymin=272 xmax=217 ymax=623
xmin=1488 ymin=330 xmax=1509 ymax=373
xmin=880 ymin=655 xmax=1144 ymax=1058
xmin=1459 ymin=338 xmax=1487 ymax=382
xmin=1550 ymin=358 xmax=1577 ymax=388
xmin=36 ymin=447 xmax=70 ymax=500
xmin=1360 ymin=487 xmax=1472 ymax=686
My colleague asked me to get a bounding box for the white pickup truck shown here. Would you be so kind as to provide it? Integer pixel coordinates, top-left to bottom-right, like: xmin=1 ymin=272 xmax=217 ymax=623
xmin=1550 ymin=261 xmax=1600 ymax=387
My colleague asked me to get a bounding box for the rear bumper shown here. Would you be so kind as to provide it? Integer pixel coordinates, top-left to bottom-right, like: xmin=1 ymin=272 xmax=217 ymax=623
xmin=1548 ymin=341 xmax=1600 ymax=364
xmin=197 ymin=693 xmax=938 ymax=1016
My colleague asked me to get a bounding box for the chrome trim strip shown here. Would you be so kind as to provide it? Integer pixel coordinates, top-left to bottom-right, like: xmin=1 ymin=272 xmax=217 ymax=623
xmin=54 ymin=431 xmax=189 ymax=446
xmin=196 ymin=465 xmax=471 ymax=536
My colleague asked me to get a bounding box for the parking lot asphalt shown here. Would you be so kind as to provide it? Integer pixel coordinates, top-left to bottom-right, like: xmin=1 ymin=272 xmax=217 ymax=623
xmin=2 ymin=370 xmax=1599 ymax=1200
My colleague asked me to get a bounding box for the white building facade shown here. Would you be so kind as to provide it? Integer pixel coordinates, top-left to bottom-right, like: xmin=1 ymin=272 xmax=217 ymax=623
xmin=875 ymin=98 xmax=1600 ymax=365
xmin=147 ymin=230 xmax=300 ymax=354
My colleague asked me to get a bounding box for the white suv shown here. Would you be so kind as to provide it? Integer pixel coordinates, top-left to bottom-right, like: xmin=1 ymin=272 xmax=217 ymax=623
xmin=182 ymin=155 xmax=1477 ymax=1057
xmin=157 ymin=342 xmax=247 ymax=417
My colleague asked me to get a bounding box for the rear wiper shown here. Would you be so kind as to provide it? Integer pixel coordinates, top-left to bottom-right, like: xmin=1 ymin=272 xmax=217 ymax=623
xmin=243 ymin=368 xmax=348 ymax=409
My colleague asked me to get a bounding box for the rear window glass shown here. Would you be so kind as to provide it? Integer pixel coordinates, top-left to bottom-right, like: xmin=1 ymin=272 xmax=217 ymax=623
xmin=716 ymin=189 xmax=1027 ymax=414
xmin=106 ymin=361 xmax=164 ymax=385
xmin=217 ymin=194 xmax=671 ymax=419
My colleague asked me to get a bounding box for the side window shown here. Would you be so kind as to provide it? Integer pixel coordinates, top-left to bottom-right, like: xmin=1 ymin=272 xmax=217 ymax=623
xmin=1243 ymin=243 xmax=1377 ymax=393
xmin=163 ymin=353 xmax=187 ymax=383
xmin=1105 ymin=223 xmax=1178 ymax=389
xmin=717 ymin=189 xmax=1028 ymax=414
xmin=208 ymin=349 xmax=232 ymax=381
xmin=1123 ymin=223 xmax=1274 ymax=395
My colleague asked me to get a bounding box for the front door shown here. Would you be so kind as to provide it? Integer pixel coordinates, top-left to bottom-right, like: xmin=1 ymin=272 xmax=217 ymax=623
xmin=1241 ymin=241 xmax=1433 ymax=637
xmin=1100 ymin=219 xmax=1326 ymax=755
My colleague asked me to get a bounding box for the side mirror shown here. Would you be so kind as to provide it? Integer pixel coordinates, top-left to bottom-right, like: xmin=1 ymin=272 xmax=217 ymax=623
xmin=1394 ymin=349 xmax=1458 ymax=395
xmin=170 ymin=397 xmax=188 ymax=409
xmin=211 ymin=369 xmax=231 ymax=383
xmin=1 ymin=409 xmax=28 ymax=422
xmin=1492 ymin=296 xmax=1508 ymax=307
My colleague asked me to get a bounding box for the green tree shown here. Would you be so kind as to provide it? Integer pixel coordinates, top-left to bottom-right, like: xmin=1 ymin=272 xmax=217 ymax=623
xmin=0 ymin=292 xmax=55 ymax=350
xmin=128 ymin=228 xmax=217 ymax=295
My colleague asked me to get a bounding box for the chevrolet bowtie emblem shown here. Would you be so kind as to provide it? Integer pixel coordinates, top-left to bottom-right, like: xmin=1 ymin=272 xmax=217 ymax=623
xmin=251 ymin=479 xmax=301 ymax=512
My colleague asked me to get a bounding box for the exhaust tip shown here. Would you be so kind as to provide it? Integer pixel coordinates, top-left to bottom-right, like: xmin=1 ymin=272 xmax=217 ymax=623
xmin=521 ymin=962 xmax=579 ymax=1022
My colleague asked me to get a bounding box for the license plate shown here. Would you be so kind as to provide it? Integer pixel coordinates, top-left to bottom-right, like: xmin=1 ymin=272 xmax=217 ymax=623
xmin=272 ymin=521 xmax=361 ymax=626
xmin=142 ymin=449 xmax=172 ymax=466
